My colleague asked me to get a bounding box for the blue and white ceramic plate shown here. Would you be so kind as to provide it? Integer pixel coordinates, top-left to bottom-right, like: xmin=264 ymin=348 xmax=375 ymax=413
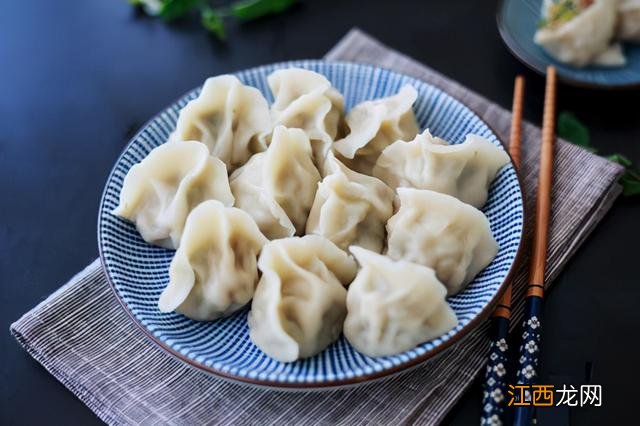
xmin=98 ymin=61 xmax=525 ymax=388
xmin=498 ymin=0 xmax=640 ymax=89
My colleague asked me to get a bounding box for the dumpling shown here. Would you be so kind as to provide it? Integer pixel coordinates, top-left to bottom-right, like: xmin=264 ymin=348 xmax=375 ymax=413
xmin=306 ymin=152 xmax=395 ymax=253
xmin=372 ymin=131 xmax=510 ymax=208
xmin=267 ymin=68 xmax=344 ymax=167
xmin=113 ymin=141 xmax=234 ymax=249
xmin=344 ymin=246 xmax=457 ymax=357
xmin=386 ymin=188 xmax=498 ymax=295
xmin=230 ymin=126 xmax=321 ymax=238
xmin=248 ymin=235 xmax=357 ymax=362
xmin=534 ymin=0 xmax=622 ymax=67
xmin=171 ymin=75 xmax=271 ymax=172
xmin=158 ymin=200 xmax=268 ymax=321
xmin=333 ymin=85 xmax=419 ymax=175
xmin=617 ymin=0 xmax=640 ymax=42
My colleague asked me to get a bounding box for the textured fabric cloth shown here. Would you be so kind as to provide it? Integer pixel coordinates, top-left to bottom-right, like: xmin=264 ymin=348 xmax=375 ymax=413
xmin=11 ymin=29 xmax=624 ymax=425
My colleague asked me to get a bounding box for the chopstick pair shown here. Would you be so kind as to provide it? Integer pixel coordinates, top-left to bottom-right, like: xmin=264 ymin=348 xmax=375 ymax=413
xmin=481 ymin=66 xmax=557 ymax=426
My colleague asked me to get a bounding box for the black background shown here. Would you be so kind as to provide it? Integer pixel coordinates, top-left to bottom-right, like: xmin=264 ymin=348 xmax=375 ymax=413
xmin=1 ymin=1 xmax=639 ymax=424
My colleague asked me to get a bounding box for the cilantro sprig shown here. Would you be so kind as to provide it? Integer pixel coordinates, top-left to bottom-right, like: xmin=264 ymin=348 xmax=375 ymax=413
xmin=557 ymin=112 xmax=640 ymax=196
xmin=130 ymin=0 xmax=298 ymax=39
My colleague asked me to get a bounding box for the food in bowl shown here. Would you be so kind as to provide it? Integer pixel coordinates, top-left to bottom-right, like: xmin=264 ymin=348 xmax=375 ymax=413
xmin=248 ymin=235 xmax=357 ymax=362
xmin=534 ymin=0 xmax=640 ymax=67
xmin=157 ymin=200 xmax=268 ymax=321
xmin=344 ymin=246 xmax=457 ymax=358
xmin=113 ymin=67 xmax=510 ymax=360
xmin=112 ymin=141 xmax=234 ymax=249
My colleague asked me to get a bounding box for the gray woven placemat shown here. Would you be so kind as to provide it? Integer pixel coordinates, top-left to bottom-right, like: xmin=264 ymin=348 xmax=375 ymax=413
xmin=11 ymin=29 xmax=624 ymax=425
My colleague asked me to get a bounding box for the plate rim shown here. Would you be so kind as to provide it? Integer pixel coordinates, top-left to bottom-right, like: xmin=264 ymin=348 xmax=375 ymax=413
xmin=496 ymin=0 xmax=640 ymax=90
xmin=97 ymin=59 xmax=527 ymax=389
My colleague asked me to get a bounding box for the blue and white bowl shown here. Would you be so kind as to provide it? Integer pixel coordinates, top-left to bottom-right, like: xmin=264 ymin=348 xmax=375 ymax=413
xmin=498 ymin=0 xmax=640 ymax=89
xmin=98 ymin=61 xmax=525 ymax=388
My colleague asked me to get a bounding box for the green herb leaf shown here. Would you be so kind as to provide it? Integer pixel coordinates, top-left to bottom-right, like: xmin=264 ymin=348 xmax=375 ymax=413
xmin=608 ymin=154 xmax=640 ymax=195
xmin=559 ymin=111 xmax=639 ymax=197
xmin=201 ymin=7 xmax=226 ymax=40
xmin=160 ymin=0 xmax=200 ymax=21
xmin=617 ymin=165 xmax=640 ymax=196
xmin=607 ymin=153 xmax=632 ymax=168
xmin=620 ymin=173 xmax=640 ymax=196
xmin=557 ymin=111 xmax=594 ymax=151
xmin=231 ymin=0 xmax=297 ymax=21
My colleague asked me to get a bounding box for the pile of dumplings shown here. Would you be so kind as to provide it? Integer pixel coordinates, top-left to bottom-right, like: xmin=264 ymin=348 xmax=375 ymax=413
xmin=113 ymin=68 xmax=510 ymax=362
xmin=534 ymin=0 xmax=640 ymax=67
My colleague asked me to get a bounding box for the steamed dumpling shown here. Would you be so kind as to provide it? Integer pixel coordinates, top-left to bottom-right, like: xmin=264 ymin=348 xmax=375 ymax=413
xmin=386 ymin=188 xmax=498 ymax=295
xmin=113 ymin=141 xmax=234 ymax=249
xmin=534 ymin=0 xmax=622 ymax=67
xmin=344 ymin=246 xmax=457 ymax=357
xmin=230 ymin=126 xmax=321 ymax=239
xmin=333 ymin=85 xmax=419 ymax=175
xmin=306 ymin=152 xmax=395 ymax=253
xmin=617 ymin=0 xmax=640 ymax=42
xmin=267 ymin=68 xmax=344 ymax=167
xmin=171 ymin=75 xmax=271 ymax=172
xmin=248 ymin=235 xmax=357 ymax=362
xmin=373 ymin=131 xmax=510 ymax=208
xmin=158 ymin=200 xmax=268 ymax=321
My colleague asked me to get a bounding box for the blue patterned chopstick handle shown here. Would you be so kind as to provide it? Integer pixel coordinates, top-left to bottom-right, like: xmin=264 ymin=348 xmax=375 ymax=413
xmin=481 ymin=316 xmax=510 ymax=425
xmin=512 ymin=296 xmax=544 ymax=426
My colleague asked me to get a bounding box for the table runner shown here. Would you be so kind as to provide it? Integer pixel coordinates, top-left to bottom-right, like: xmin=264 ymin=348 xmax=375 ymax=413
xmin=11 ymin=29 xmax=624 ymax=425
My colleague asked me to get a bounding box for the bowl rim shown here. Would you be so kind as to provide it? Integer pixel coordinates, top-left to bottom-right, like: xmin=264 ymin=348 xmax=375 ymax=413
xmin=496 ymin=0 xmax=640 ymax=90
xmin=97 ymin=59 xmax=527 ymax=389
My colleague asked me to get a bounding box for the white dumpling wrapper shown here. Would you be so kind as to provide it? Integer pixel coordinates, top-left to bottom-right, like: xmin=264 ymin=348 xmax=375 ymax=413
xmin=617 ymin=0 xmax=640 ymax=42
xmin=230 ymin=126 xmax=321 ymax=238
xmin=333 ymin=85 xmax=419 ymax=174
xmin=344 ymin=246 xmax=457 ymax=357
xmin=592 ymin=42 xmax=627 ymax=66
xmin=171 ymin=75 xmax=271 ymax=172
xmin=113 ymin=141 xmax=234 ymax=249
xmin=248 ymin=235 xmax=357 ymax=362
xmin=386 ymin=188 xmax=498 ymax=295
xmin=306 ymin=152 xmax=394 ymax=253
xmin=534 ymin=0 xmax=621 ymax=67
xmin=158 ymin=200 xmax=268 ymax=321
xmin=373 ymin=131 xmax=510 ymax=208
xmin=267 ymin=68 xmax=344 ymax=168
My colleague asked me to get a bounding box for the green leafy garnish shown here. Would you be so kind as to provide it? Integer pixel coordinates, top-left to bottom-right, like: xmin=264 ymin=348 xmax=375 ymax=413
xmin=159 ymin=0 xmax=201 ymax=21
xmin=129 ymin=0 xmax=298 ymax=39
xmin=201 ymin=7 xmax=226 ymax=39
xmin=607 ymin=153 xmax=632 ymax=168
xmin=231 ymin=0 xmax=297 ymax=21
xmin=557 ymin=111 xmax=593 ymax=151
xmin=558 ymin=112 xmax=640 ymax=196
xmin=607 ymin=154 xmax=640 ymax=196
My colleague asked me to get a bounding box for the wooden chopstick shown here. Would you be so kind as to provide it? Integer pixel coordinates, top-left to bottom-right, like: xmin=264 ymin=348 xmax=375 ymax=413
xmin=512 ymin=65 xmax=557 ymax=426
xmin=494 ymin=74 xmax=525 ymax=320
xmin=509 ymin=76 xmax=525 ymax=170
xmin=480 ymin=75 xmax=525 ymax=425
xmin=528 ymin=67 xmax=556 ymax=298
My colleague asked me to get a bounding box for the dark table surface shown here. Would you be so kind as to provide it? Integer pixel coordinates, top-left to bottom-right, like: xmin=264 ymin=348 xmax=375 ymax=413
xmin=2 ymin=1 xmax=639 ymax=424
